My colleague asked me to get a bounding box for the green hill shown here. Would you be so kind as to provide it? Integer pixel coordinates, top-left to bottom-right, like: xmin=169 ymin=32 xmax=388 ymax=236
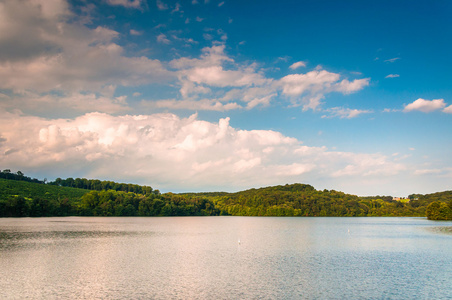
xmin=0 ymin=178 xmax=218 ymax=217
xmin=1 ymin=174 xmax=451 ymax=218
xmin=0 ymin=178 xmax=89 ymax=201
xmin=0 ymin=178 xmax=89 ymax=217
xmin=188 ymin=184 xmax=449 ymax=217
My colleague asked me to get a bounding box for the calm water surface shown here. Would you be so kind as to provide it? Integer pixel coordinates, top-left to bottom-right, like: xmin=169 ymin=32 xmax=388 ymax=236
xmin=0 ymin=217 xmax=451 ymax=299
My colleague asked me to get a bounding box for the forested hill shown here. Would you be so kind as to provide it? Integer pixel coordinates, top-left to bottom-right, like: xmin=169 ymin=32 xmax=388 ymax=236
xmin=0 ymin=169 xmax=155 ymax=195
xmin=193 ymin=184 xmax=438 ymax=217
xmin=0 ymin=178 xmax=219 ymax=217
xmin=0 ymin=170 xmax=451 ymax=218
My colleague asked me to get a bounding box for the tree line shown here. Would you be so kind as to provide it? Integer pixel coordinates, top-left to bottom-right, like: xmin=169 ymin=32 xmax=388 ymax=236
xmin=0 ymin=179 xmax=219 ymax=217
xmin=204 ymin=184 xmax=432 ymax=217
xmin=1 ymin=172 xmax=452 ymax=219
xmin=48 ymin=177 xmax=156 ymax=195
xmin=0 ymin=169 xmax=45 ymax=184
xmin=1 ymin=169 xmax=156 ymax=195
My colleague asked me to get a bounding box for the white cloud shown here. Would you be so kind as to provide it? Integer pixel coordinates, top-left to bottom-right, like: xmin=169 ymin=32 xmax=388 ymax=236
xmin=385 ymin=74 xmax=400 ymax=78
xmin=130 ymin=29 xmax=142 ymax=36
xmin=0 ymin=92 xmax=130 ymax=115
xmin=0 ymin=1 xmax=371 ymax=115
xmin=170 ymin=45 xmax=231 ymax=69
xmin=171 ymin=35 xmax=198 ymax=45
xmin=0 ymin=110 xmax=408 ymax=191
xmin=330 ymin=152 xmax=406 ymax=178
xmin=157 ymin=33 xmax=171 ymax=44
xmin=171 ymin=3 xmax=181 ymax=13
xmin=170 ymin=45 xmax=269 ymax=93
xmin=278 ymin=70 xmax=370 ymax=110
xmin=414 ymin=169 xmax=442 ymax=176
xmin=334 ymin=78 xmax=370 ymax=94
xmin=156 ymin=0 xmax=169 ymax=10
xmin=185 ymin=66 xmax=268 ymax=87
xmin=289 ymin=61 xmax=306 ymax=70
xmin=279 ymin=70 xmax=340 ymax=97
xmin=106 ymin=0 xmax=144 ymax=8
xmin=384 ymin=57 xmax=400 ymax=63
xmin=142 ymin=98 xmax=242 ymax=111
xmin=222 ymin=87 xmax=277 ymax=109
xmin=167 ymin=46 xmax=369 ymax=111
xmin=218 ymin=1 xmax=225 ymax=7
xmin=443 ymin=105 xmax=452 ymax=114
xmin=203 ymin=33 xmax=213 ymax=40
xmin=382 ymin=108 xmax=400 ymax=113
xmin=403 ymin=98 xmax=446 ymax=113
xmin=196 ymin=16 xmax=204 ymax=22
xmin=322 ymin=107 xmax=372 ymax=119
xmin=0 ymin=0 xmax=172 ymax=95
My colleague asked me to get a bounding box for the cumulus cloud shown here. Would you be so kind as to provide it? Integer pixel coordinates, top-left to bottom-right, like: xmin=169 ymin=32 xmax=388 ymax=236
xmin=161 ymin=46 xmax=370 ymax=111
xmin=0 ymin=0 xmax=371 ymax=115
xmin=0 ymin=0 xmax=172 ymax=95
xmin=403 ymin=98 xmax=446 ymax=113
xmin=334 ymin=78 xmax=370 ymax=94
xmin=0 ymin=110 xmax=407 ymax=191
xmin=168 ymin=45 xmax=273 ymax=105
xmin=0 ymin=92 xmax=131 ymax=116
xmin=289 ymin=61 xmax=306 ymax=70
xmin=279 ymin=70 xmax=370 ymax=110
xmin=443 ymin=105 xmax=452 ymax=114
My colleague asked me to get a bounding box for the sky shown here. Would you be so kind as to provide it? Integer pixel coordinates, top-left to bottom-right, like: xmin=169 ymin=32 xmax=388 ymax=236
xmin=0 ymin=0 xmax=451 ymax=196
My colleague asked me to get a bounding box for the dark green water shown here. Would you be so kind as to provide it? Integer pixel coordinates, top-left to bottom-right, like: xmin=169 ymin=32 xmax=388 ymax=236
xmin=0 ymin=217 xmax=451 ymax=299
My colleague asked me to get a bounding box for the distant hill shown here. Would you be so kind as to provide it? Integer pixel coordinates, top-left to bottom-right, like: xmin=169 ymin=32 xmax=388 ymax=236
xmin=189 ymin=184 xmax=436 ymax=217
xmin=1 ymin=170 xmax=451 ymax=218
xmin=0 ymin=178 xmax=88 ymax=203
xmin=0 ymin=178 xmax=218 ymax=217
xmin=0 ymin=178 xmax=89 ymax=217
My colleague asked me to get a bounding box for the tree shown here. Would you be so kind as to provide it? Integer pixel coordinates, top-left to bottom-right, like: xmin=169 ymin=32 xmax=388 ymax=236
xmin=426 ymin=201 xmax=452 ymax=220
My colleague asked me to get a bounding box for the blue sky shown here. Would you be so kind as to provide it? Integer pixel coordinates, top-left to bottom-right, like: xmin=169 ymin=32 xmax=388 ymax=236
xmin=0 ymin=0 xmax=451 ymax=196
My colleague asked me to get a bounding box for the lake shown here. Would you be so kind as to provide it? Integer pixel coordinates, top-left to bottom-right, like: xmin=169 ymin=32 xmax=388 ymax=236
xmin=0 ymin=217 xmax=451 ymax=299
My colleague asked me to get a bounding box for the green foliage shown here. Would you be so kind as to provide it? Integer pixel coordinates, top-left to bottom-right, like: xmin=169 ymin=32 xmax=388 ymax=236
xmin=196 ymin=184 xmax=449 ymax=217
xmin=1 ymin=174 xmax=452 ymax=218
xmin=0 ymin=169 xmax=45 ymax=184
xmin=426 ymin=201 xmax=452 ymax=220
xmin=0 ymin=178 xmax=219 ymax=217
xmin=0 ymin=178 xmax=88 ymax=217
xmin=48 ymin=177 xmax=155 ymax=195
xmin=77 ymin=190 xmax=220 ymax=217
